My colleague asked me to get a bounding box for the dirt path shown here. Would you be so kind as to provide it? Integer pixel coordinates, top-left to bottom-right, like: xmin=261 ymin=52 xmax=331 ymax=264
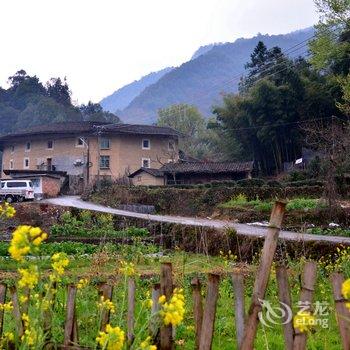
xmin=43 ymin=196 xmax=350 ymax=245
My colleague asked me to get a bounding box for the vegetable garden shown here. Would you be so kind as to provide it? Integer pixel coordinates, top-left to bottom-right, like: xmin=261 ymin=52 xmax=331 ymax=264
xmin=1 ymin=201 xmax=350 ymax=349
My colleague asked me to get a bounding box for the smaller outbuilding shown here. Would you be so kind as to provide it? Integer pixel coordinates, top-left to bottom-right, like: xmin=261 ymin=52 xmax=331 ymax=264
xmin=3 ymin=169 xmax=67 ymax=199
xmin=128 ymin=161 xmax=253 ymax=186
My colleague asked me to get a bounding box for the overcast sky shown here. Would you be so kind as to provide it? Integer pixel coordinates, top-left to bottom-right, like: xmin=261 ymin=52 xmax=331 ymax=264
xmin=0 ymin=0 xmax=319 ymax=104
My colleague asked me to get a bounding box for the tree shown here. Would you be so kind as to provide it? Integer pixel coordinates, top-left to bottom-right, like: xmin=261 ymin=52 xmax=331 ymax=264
xmin=157 ymin=104 xmax=211 ymax=158
xmin=80 ymin=101 xmax=121 ymax=123
xmin=47 ymin=77 xmax=71 ymax=106
xmin=310 ymin=0 xmax=350 ymax=115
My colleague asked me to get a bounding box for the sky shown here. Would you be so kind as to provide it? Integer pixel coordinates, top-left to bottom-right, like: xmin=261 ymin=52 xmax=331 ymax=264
xmin=0 ymin=0 xmax=320 ymax=104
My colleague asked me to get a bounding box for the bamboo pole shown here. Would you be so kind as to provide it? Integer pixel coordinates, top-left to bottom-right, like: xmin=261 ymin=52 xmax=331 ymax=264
xmin=276 ymin=266 xmax=294 ymax=350
xmin=98 ymin=283 xmax=113 ymax=332
xmin=331 ymin=273 xmax=350 ymax=350
xmin=64 ymin=285 xmax=78 ymax=347
xmin=191 ymin=277 xmax=203 ymax=350
xmin=149 ymin=283 xmax=161 ymax=340
xmin=240 ymin=201 xmax=286 ymax=350
xmin=10 ymin=286 xmax=23 ymax=337
xmin=127 ymin=278 xmax=136 ymax=346
xmin=293 ymin=262 xmax=317 ymax=350
xmin=232 ymin=271 xmax=245 ymax=349
xmin=0 ymin=283 xmax=6 ymax=337
xmin=199 ymin=273 xmax=220 ymax=350
xmin=160 ymin=263 xmax=173 ymax=350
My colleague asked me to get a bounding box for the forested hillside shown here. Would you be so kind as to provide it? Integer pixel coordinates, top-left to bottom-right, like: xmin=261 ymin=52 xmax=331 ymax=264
xmin=0 ymin=70 xmax=120 ymax=135
xmin=100 ymin=67 xmax=173 ymax=113
xmin=118 ymin=28 xmax=314 ymax=124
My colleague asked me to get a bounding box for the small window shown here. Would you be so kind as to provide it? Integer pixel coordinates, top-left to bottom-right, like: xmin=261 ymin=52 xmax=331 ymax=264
xmin=137 ymin=176 xmax=142 ymax=182
xmin=142 ymin=139 xmax=150 ymax=149
xmin=142 ymin=158 xmax=150 ymax=168
xmin=168 ymin=140 xmax=175 ymax=151
xmin=0 ymin=182 xmax=4 ymax=188
xmin=47 ymin=140 xmax=53 ymax=149
xmin=100 ymin=138 xmax=110 ymax=150
xmin=25 ymin=142 xmax=31 ymax=151
xmin=9 ymin=160 xmax=13 ymax=170
xmin=100 ymin=155 xmax=110 ymax=169
xmin=7 ymin=181 xmax=27 ymax=188
xmin=76 ymin=137 xmax=84 ymax=147
xmin=24 ymin=158 xmax=29 ymax=168
xmin=10 ymin=145 xmax=15 ymax=153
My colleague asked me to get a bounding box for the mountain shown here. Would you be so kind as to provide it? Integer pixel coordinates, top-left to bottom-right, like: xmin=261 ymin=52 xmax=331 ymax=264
xmin=105 ymin=27 xmax=314 ymax=124
xmin=100 ymin=67 xmax=173 ymax=113
xmin=191 ymin=43 xmax=221 ymax=60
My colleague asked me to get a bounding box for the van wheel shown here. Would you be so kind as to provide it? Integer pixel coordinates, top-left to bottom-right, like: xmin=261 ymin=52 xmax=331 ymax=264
xmin=17 ymin=196 xmax=24 ymax=203
xmin=5 ymin=196 xmax=14 ymax=203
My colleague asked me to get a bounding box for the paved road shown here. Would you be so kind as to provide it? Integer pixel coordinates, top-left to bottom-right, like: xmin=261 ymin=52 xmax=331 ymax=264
xmin=44 ymin=196 xmax=350 ymax=245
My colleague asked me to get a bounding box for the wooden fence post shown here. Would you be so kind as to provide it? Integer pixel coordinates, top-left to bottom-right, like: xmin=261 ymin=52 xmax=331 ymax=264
xmin=331 ymin=273 xmax=350 ymax=350
xmin=240 ymin=201 xmax=286 ymax=350
xmin=191 ymin=277 xmax=203 ymax=350
xmin=149 ymin=283 xmax=161 ymax=340
xmin=0 ymin=284 xmax=6 ymax=337
xmin=276 ymin=266 xmax=294 ymax=350
xmin=232 ymin=271 xmax=245 ymax=349
xmin=127 ymin=278 xmax=136 ymax=346
xmin=64 ymin=284 xmax=78 ymax=347
xmin=10 ymin=286 xmax=23 ymax=337
xmin=160 ymin=263 xmax=173 ymax=350
xmin=98 ymin=283 xmax=113 ymax=332
xmin=293 ymin=261 xmax=317 ymax=350
xmin=199 ymin=273 xmax=220 ymax=350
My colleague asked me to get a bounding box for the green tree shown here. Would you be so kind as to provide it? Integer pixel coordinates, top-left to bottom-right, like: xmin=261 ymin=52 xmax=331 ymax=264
xmin=80 ymin=101 xmax=121 ymax=123
xmin=157 ymin=104 xmax=211 ymax=158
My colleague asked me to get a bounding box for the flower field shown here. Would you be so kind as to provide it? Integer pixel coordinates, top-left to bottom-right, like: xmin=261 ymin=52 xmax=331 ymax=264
xmin=1 ymin=202 xmax=350 ymax=349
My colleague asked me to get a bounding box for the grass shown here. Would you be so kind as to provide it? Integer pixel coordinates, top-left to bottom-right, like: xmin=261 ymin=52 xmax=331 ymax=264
xmin=219 ymin=194 xmax=324 ymax=213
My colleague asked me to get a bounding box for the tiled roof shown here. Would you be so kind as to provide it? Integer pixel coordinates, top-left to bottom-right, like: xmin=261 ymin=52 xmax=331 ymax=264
xmin=0 ymin=121 xmax=180 ymax=141
xmin=160 ymin=161 xmax=254 ymax=174
xmin=128 ymin=167 xmax=164 ymax=178
xmin=129 ymin=161 xmax=254 ymax=178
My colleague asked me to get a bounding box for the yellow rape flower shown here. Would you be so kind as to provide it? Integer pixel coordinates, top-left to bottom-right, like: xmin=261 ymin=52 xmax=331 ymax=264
xmin=118 ymin=261 xmax=136 ymax=276
xmin=18 ymin=265 xmax=39 ymax=289
xmin=159 ymin=288 xmax=185 ymax=327
xmin=293 ymin=311 xmax=315 ymax=333
xmin=0 ymin=301 xmax=13 ymax=312
xmin=98 ymin=296 xmax=116 ymax=314
xmin=96 ymin=324 xmax=125 ymax=350
xmin=4 ymin=203 xmax=16 ymax=218
xmin=3 ymin=332 xmax=14 ymax=341
xmin=342 ymin=279 xmax=350 ymax=299
xmin=9 ymin=225 xmax=47 ymax=261
xmin=140 ymin=336 xmax=157 ymax=350
xmin=77 ymin=278 xmax=89 ymax=289
xmin=50 ymin=253 xmax=69 ymax=280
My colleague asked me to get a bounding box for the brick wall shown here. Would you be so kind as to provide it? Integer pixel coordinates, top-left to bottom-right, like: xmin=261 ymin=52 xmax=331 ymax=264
xmin=42 ymin=177 xmax=61 ymax=198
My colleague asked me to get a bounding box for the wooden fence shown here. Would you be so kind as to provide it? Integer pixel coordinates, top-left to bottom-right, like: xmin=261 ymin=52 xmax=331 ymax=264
xmin=1 ymin=201 xmax=350 ymax=349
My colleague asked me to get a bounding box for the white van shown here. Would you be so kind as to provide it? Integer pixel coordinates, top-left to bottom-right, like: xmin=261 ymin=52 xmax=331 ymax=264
xmin=0 ymin=180 xmax=35 ymax=202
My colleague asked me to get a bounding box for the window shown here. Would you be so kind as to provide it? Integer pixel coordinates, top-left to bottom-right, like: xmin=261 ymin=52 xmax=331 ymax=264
xmin=142 ymin=139 xmax=150 ymax=149
xmin=6 ymin=181 xmax=27 ymax=188
xmin=100 ymin=155 xmax=110 ymax=169
xmin=9 ymin=160 xmax=13 ymax=170
xmin=137 ymin=176 xmax=142 ymax=182
xmin=142 ymin=158 xmax=150 ymax=168
xmin=10 ymin=145 xmax=15 ymax=153
xmin=47 ymin=140 xmax=53 ymax=149
xmin=168 ymin=140 xmax=175 ymax=151
xmin=100 ymin=138 xmax=110 ymax=149
xmin=24 ymin=158 xmax=29 ymax=169
xmin=25 ymin=142 xmax=31 ymax=151
xmin=76 ymin=137 xmax=84 ymax=147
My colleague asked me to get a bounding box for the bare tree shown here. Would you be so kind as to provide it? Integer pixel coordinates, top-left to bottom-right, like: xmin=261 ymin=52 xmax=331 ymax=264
xmin=302 ymin=116 xmax=350 ymax=208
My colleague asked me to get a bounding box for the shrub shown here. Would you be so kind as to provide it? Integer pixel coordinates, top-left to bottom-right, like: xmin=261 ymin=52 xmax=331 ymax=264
xmin=286 ymin=198 xmax=323 ymax=211
xmin=236 ymin=178 xmax=266 ymax=187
